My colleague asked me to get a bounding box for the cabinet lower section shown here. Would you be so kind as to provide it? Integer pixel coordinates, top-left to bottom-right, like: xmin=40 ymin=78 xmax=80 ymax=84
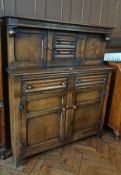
xmin=9 ymin=69 xmax=112 ymax=166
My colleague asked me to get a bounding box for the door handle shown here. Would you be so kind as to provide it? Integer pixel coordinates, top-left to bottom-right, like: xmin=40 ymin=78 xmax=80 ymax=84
xmin=0 ymin=101 xmax=3 ymax=108
xmin=72 ymin=105 xmax=76 ymax=109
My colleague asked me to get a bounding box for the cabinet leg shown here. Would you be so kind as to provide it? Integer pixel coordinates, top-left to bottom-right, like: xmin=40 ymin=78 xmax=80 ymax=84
xmin=0 ymin=144 xmax=6 ymax=159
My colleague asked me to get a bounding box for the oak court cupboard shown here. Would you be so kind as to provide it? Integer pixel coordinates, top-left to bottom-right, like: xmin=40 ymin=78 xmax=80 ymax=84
xmin=0 ymin=17 xmax=113 ymax=166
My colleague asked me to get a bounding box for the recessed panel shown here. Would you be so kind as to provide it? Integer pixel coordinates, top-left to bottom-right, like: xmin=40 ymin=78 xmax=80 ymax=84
xmin=14 ymin=29 xmax=47 ymax=67
xmin=27 ymin=113 xmax=60 ymax=146
xmin=27 ymin=96 xmax=63 ymax=112
xmin=84 ymin=36 xmax=105 ymax=65
xmin=73 ymin=102 xmax=101 ymax=132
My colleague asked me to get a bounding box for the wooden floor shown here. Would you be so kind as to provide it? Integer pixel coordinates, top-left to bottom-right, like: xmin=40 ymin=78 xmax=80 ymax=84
xmin=0 ymin=130 xmax=121 ymax=175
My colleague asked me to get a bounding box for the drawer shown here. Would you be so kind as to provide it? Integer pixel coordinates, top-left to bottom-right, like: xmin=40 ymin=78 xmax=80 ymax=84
xmin=75 ymin=74 xmax=107 ymax=87
xmin=23 ymin=78 xmax=67 ymax=93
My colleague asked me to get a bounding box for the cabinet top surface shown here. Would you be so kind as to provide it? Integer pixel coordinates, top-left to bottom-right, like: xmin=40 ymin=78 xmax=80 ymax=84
xmin=8 ymin=65 xmax=114 ymax=77
xmin=1 ymin=16 xmax=113 ymax=34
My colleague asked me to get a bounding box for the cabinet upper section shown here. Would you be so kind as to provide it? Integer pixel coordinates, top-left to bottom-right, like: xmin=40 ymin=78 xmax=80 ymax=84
xmin=1 ymin=17 xmax=113 ymax=70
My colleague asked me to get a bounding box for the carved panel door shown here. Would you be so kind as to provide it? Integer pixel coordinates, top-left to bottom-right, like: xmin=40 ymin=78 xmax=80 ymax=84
xmin=67 ymin=73 xmax=108 ymax=139
xmin=20 ymin=77 xmax=68 ymax=158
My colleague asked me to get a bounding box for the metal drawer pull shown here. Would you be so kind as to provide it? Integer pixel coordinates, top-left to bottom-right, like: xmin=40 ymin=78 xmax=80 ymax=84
xmin=62 ymin=108 xmax=66 ymax=112
xmin=27 ymin=85 xmax=32 ymax=90
xmin=73 ymin=105 xmax=76 ymax=109
xmin=76 ymin=80 xmax=82 ymax=84
xmin=9 ymin=28 xmax=15 ymax=36
xmin=61 ymin=82 xmax=66 ymax=86
xmin=0 ymin=101 xmax=3 ymax=108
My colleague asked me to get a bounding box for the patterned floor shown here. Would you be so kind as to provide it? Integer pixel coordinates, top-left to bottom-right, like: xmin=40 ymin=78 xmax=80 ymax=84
xmin=0 ymin=130 xmax=121 ymax=175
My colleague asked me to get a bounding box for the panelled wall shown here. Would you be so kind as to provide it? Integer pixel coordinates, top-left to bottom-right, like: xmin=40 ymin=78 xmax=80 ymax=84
xmin=0 ymin=0 xmax=121 ymax=37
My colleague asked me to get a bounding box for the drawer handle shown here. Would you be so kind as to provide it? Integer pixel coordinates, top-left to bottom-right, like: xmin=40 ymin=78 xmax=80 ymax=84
xmin=62 ymin=108 xmax=66 ymax=112
xmin=73 ymin=105 xmax=76 ymax=109
xmin=9 ymin=28 xmax=15 ymax=36
xmin=27 ymin=85 xmax=32 ymax=90
xmin=61 ymin=82 xmax=66 ymax=86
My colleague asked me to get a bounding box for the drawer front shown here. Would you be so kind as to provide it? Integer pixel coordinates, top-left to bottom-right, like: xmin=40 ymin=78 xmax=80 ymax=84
xmin=75 ymin=86 xmax=104 ymax=103
xmin=75 ymin=74 xmax=107 ymax=87
xmin=23 ymin=78 xmax=67 ymax=93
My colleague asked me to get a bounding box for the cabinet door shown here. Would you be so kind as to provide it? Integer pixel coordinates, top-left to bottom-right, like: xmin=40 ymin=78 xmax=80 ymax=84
xmin=8 ymin=27 xmax=47 ymax=69
xmin=20 ymin=77 xmax=67 ymax=158
xmin=68 ymin=74 xmax=107 ymax=139
xmin=82 ymin=34 xmax=106 ymax=65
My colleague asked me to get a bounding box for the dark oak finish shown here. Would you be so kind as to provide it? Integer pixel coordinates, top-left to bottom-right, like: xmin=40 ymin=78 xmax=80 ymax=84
xmin=1 ymin=17 xmax=113 ymax=166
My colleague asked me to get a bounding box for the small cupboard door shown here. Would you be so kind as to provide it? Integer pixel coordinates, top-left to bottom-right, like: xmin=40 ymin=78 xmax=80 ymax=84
xmin=20 ymin=77 xmax=67 ymax=157
xmin=8 ymin=27 xmax=47 ymax=69
xmin=67 ymin=74 xmax=107 ymax=139
xmin=83 ymin=34 xmax=106 ymax=65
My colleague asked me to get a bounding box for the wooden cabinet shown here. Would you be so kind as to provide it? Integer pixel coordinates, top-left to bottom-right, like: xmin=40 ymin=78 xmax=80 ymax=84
xmin=1 ymin=17 xmax=113 ymax=166
xmin=106 ymin=62 xmax=121 ymax=139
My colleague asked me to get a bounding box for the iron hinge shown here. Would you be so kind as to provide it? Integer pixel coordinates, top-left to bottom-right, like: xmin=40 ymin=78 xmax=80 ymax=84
xmin=19 ymin=103 xmax=24 ymax=112
xmin=102 ymin=90 xmax=106 ymax=97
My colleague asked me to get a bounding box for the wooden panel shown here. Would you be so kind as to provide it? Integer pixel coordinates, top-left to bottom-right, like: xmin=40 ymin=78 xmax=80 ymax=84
xmin=82 ymin=0 xmax=91 ymax=24
xmin=22 ymin=89 xmax=66 ymax=151
xmin=89 ymin=0 xmax=102 ymax=25
xmin=26 ymin=94 xmax=66 ymax=112
xmin=62 ymin=0 xmax=70 ymax=22
xmin=100 ymin=0 xmax=118 ymax=27
xmin=47 ymin=31 xmax=84 ymax=66
xmin=69 ymin=0 xmax=83 ymax=24
xmin=27 ymin=112 xmax=61 ymax=146
xmin=85 ymin=36 xmax=104 ymax=59
xmin=14 ymin=28 xmax=47 ymax=68
xmin=36 ymin=0 xmax=46 ymax=19
xmin=76 ymin=86 xmax=103 ymax=103
xmin=73 ymin=102 xmax=101 ymax=132
xmin=15 ymin=0 xmax=35 ymax=17
xmin=46 ymin=0 xmax=62 ymax=21
xmin=23 ymin=78 xmax=67 ymax=93
xmin=107 ymin=62 xmax=121 ymax=138
xmin=4 ymin=0 xmax=15 ymax=15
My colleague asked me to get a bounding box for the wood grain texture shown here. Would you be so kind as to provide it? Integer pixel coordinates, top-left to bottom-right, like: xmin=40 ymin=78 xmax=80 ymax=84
xmin=106 ymin=62 xmax=121 ymax=139
xmin=1 ymin=17 xmax=113 ymax=166
xmin=0 ymin=131 xmax=121 ymax=175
